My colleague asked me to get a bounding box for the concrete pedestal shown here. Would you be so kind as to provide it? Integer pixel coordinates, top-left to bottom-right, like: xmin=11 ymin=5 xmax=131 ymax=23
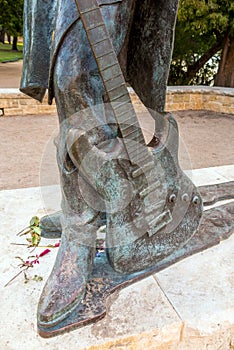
xmin=0 ymin=165 xmax=233 ymax=349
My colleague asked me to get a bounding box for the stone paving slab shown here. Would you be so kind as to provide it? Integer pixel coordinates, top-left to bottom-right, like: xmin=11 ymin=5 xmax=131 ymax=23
xmin=0 ymin=199 xmax=182 ymax=349
xmin=0 ymin=165 xmax=233 ymax=349
xmin=155 ymin=235 xmax=234 ymax=349
xmin=184 ymin=165 xmax=233 ymax=187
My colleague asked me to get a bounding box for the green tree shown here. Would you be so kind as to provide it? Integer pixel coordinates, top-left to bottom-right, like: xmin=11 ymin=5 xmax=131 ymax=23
xmin=0 ymin=0 xmax=23 ymax=50
xmin=169 ymin=0 xmax=234 ymax=87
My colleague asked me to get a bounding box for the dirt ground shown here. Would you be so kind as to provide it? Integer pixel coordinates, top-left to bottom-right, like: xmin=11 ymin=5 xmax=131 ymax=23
xmin=0 ymin=60 xmax=23 ymax=88
xmin=0 ymin=61 xmax=233 ymax=190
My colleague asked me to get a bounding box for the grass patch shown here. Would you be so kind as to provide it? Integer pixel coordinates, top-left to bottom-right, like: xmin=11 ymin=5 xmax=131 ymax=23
xmin=0 ymin=42 xmax=23 ymax=63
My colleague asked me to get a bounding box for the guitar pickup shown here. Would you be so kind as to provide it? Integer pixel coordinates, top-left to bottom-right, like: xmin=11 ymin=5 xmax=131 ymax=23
xmin=147 ymin=210 xmax=172 ymax=237
xmin=139 ymin=181 xmax=161 ymax=199
xmin=131 ymin=161 xmax=154 ymax=178
xmin=144 ymin=199 xmax=165 ymax=215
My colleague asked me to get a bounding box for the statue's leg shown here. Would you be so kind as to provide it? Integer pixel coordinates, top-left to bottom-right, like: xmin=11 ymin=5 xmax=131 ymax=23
xmin=37 ymin=19 xmax=107 ymax=326
xmin=37 ymin=14 xmax=121 ymax=326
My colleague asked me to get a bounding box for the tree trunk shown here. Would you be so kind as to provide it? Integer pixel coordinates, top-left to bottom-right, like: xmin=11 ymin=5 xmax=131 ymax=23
xmin=169 ymin=36 xmax=224 ymax=86
xmin=214 ymin=32 xmax=234 ymax=87
xmin=7 ymin=33 xmax=11 ymax=44
xmin=12 ymin=36 xmax=18 ymax=51
xmin=0 ymin=28 xmax=5 ymax=44
xmin=185 ymin=37 xmax=224 ymax=85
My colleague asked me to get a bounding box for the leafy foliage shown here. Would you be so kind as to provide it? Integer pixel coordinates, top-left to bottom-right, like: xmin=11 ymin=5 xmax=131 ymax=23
xmin=17 ymin=216 xmax=42 ymax=247
xmin=169 ymin=0 xmax=234 ymax=85
xmin=4 ymin=216 xmax=61 ymax=287
xmin=0 ymin=0 xmax=23 ymax=37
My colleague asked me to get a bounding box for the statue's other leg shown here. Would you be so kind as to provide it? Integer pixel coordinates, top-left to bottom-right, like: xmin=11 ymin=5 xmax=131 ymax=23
xmin=40 ymin=210 xmax=106 ymax=239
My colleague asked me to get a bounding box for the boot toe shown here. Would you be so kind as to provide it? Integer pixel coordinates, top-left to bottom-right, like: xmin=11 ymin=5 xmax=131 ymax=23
xmin=39 ymin=211 xmax=62 ymax=238
xmin=37 ymin=270 xmax=86 ymax=328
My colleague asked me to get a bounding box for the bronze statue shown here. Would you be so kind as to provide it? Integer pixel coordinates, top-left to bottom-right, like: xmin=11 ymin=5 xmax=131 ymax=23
xmin=20 ymin=0 xmax=202 ymax=336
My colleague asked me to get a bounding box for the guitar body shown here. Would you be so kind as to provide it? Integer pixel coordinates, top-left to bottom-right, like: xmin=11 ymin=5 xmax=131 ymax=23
xmin=92 ymin=114 xmax=203 ymax=274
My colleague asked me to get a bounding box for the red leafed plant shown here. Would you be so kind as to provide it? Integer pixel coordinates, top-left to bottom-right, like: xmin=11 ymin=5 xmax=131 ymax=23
xmin=5 ymin=216 xmax=60 ymax=287
xmin=4 ymin=249 xmax=51 ymax=287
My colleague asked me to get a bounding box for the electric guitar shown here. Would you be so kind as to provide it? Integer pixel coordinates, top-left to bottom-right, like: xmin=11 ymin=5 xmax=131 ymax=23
xmin=73 ymin=0 xmax=203 ymax=273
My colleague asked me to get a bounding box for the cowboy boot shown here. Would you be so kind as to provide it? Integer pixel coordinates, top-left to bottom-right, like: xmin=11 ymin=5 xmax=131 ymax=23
xmin=39 ymin=211 xmax=62 ymax=238
xmin=37 ymin=219 xmax=98 ymax=328
xmin=37 ymin=155 xmax=100 ymax=328
xmin=39 ymin=210 xmax=106 ymax=239
xmin=37 ymin=232 xmax=96 ymax=328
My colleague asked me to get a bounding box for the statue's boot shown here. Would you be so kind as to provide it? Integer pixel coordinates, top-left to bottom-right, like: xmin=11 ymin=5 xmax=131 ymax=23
xmin=39 ymin=211 xmax=62 ymax=238
xmin=37 ymin=160 xmax=99 ymax=328
xmin=39 ymin=210 xmax=106 ymax=239
xmin=37 ymin=210 xmax=98 ymax=328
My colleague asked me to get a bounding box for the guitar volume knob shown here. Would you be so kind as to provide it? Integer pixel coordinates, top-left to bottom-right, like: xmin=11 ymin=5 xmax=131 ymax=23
xmin=168 ymin=193 xmax=177 ymax=203
xmin=192 ymin=195 xmax=200 ymax=205
xmin=181 ymin=193 xmax=190 ymax=202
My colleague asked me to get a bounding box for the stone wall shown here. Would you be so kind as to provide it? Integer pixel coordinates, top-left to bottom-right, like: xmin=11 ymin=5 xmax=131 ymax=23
xmin=0 ymin=88 xmax=57 ymax=116
xmin=0 ymin=86 xmax=234 ymax=116
xmin=130 ymin=86 xmax=234 ymax=115
xmin=166 ymin=86 xmax=234 ymax=114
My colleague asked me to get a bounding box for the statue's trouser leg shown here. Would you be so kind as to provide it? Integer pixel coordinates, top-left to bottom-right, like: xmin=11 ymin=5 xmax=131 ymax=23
xmin=37 ymin=16 xmax=119 ymax=326
xmin=37 ymin=27 xmax=100 ymax=327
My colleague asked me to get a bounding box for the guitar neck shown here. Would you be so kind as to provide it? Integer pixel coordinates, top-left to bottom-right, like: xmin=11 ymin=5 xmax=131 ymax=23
xmin=74 ymin=0 xmax=153 ymax=166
